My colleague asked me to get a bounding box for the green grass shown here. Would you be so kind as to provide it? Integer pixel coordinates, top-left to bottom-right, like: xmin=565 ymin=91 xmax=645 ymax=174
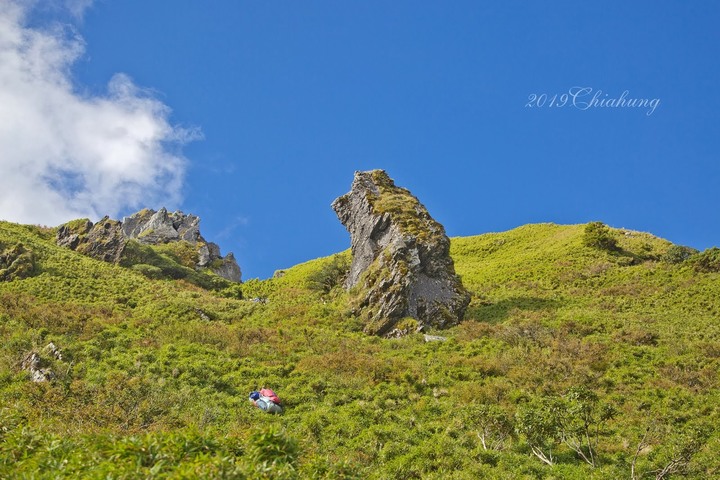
xmin=0 ymin=220 xmax=718 ymax=478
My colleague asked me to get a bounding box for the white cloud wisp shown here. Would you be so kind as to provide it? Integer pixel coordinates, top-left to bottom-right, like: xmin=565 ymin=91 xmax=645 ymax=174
xmin=0 ymin=1 xmax=198 ymax=226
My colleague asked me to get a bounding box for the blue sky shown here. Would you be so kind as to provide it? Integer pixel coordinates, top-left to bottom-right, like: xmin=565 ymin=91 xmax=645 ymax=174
xmin=2 ymin=1 xmax=720 ymax=279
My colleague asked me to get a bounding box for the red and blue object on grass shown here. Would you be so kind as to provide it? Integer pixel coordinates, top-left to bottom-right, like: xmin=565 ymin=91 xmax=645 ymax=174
xmin=249 ymin=388 xmax=283 ymax=414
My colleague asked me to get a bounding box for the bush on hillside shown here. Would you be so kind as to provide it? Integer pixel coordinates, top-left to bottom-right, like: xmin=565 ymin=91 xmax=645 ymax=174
xmin=307 ymin=254 xmax=350 ymax=293
xmin=693 ymin=247 xmax=720 ymax=273
xmin=0 ymin=243 xmax=36 ymax=281
xmin=662 ymin=245 xmax=698 ymax=264
xmin=582 ymin=222 xmax=618 ymax=251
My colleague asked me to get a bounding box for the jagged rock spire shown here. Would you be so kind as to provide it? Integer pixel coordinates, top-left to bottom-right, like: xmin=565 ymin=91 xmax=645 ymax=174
xmin=332 ymin=170 xmax=470 ymax=336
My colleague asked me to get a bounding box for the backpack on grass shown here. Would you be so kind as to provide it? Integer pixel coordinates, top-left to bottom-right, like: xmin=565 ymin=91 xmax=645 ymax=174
xmin=259 ymin=388 xmax=281 ymax=404
xmin=249 ymin=389 xmax=283 ymax=414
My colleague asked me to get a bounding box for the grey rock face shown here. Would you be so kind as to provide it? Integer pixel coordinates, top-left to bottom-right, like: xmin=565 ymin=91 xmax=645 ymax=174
xmin=22 ymin=352 xmax=53 ymax=382
xmin=57 ymin=208 xmax=241 ymax=282
xmin=122 ymin=209 xmax=241 ymax=282
xmin=121 ymin=208 xmax=203 ymax=245
xmin=212 ymin=252 xmax=242 ymax=283
xmin=56 ymin=216 xmax=127 ymax=263
xmin=123 ymin=208 xmax=180 ymax=245
xmin=56 ymin=219 xmax=93 ymax=250
xmin=197 ymin=242 xmax=222 ymax=267
xmin=332 ymin=170 xmax=470 ymax=336
xmin=20 ymin=343 xmax=64 ymax=382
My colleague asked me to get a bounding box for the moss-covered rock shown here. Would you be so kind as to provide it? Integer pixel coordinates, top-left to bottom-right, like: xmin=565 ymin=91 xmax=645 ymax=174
xmin=333 ymin=170 xmax=470 ymax=336
xmin=57 ymin=216 xmax=127 ymax=263
xmin=56 ymin=209 xmax=242 ymax=283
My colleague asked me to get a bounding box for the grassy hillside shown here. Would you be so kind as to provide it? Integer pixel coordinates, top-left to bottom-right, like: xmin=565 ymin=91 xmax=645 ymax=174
xmin=0 ymin=221 xmax=718 ymax=478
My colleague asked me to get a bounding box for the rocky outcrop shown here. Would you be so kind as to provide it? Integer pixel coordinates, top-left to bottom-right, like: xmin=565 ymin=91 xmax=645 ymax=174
xmin=57 ymin=216 xmax=126 ymax=263
xmin=20 ymin=343 xmax=63 ymax=383
xmin=121 ymin=208 xmax=202 ymax=244
xmin=209 ymin=252 xmax=242 ymax=282
xmin=332 ymin=170 xmax=470 ymax=336
xmin=21 ymin=352 xmax=54 ymax=382
xmin=56 ymin=219 xmax=93 ymax=250
xmin=56 ymin=208 xmax=241 ymax=282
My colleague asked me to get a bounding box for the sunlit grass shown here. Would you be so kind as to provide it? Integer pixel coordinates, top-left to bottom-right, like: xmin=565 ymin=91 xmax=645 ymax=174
xmin=0 ymin=220 xmax=718 ymax=478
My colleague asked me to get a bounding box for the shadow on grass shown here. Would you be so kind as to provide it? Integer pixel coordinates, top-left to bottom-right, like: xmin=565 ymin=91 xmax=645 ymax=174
xmin=608 ymin=246 xmax=656 ymax=266
xmin=464 ymin=296 xmax=560 ymax=324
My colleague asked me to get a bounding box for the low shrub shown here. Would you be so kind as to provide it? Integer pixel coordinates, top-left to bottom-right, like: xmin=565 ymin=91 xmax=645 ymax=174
xmin=583 ymin=222 xmax=618 ymax=251
xmin=662 ymin=245 xmax=698 ymax=264
xmin=693 ymin=247 xmax=720 ymax=273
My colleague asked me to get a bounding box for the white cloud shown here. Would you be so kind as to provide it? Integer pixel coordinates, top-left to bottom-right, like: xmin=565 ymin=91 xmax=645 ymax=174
xmin=0 ymin=0 xmax=199 ymax=226
xmin=64 ymin=0 xmax=94 ymax=20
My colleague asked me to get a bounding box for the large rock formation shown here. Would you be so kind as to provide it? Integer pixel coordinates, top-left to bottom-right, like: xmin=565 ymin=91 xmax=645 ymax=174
xmin=121 ymin=208 xmax=201 ymax=244
xmin=57 ymin=217 xmax=126 ymax=263
xmin=56 ymin=208 xmax=241 ymax=282
xmin=332 ymin=170 xmax=470 ymax=336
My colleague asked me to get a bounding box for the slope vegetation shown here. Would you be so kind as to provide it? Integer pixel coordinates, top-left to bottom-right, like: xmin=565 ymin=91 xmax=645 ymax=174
xmin=0 ymin=221 xmax=718 ymax=478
